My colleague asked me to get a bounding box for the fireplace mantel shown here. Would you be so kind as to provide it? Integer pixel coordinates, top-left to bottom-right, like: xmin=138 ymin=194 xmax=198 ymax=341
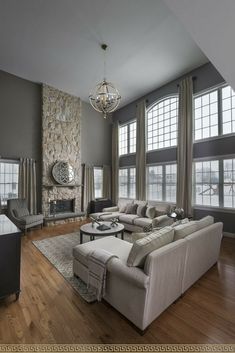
xmin=43 ymin=184 xmax=82 ymax=189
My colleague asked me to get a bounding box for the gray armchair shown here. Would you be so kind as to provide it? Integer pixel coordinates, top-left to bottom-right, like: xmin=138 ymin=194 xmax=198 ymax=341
xmin=7 ymin=198 xmax=43 ymax=233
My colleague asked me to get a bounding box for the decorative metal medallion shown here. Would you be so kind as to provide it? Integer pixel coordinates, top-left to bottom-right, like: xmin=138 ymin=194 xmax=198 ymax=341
xmin=52 ymin=161 xmax=75 ymax=185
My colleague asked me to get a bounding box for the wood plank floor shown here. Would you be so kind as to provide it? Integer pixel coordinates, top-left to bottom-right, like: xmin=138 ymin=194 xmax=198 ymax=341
xmin=0 ymin=220 xmax=235 ymax=344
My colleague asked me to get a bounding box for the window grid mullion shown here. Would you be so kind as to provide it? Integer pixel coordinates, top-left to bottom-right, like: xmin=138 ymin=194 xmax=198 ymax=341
xmin=218 ymin=87 xmax=223 ymax=136
xmin=219 ymin=159 xmax=224 ymax=208
xmin=162 ymin=165 xmax=166 ymax=201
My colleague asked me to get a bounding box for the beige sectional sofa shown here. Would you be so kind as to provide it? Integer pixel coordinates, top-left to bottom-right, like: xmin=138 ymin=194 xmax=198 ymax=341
xmin=73 ymin=216 xmax=223 ymax=331
xmin=90 ymin=198 xmax=173 ymax=232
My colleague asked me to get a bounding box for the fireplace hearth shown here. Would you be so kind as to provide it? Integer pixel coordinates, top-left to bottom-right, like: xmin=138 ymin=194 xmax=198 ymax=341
xmin=49 ymin=198 xmax=75 ymax=215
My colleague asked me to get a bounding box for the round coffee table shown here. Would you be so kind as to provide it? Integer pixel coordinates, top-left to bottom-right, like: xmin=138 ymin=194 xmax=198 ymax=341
xmin=79 ymin=221 xmax=124 ymax=244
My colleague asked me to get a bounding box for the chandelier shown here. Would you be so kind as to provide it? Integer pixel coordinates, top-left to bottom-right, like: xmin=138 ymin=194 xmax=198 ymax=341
xmin=89 ymin=44 xmax=121 ymax=118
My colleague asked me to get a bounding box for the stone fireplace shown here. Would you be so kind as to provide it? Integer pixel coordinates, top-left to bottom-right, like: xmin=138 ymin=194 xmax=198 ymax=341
xmin=42 ymin=84 xmax=83 ymax=225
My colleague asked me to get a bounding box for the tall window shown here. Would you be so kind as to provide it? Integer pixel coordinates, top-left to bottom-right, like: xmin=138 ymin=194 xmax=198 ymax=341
xmin=119 ymin=167 xmax=136 ymax=199
xmin=223 ymin=158 xmax=235 ymax=208
xmin=222 ymin=86 xmax=235 ymax=134
xmin=194 ymin=84 xmax=235 ymax=140
xmin=194 ymin=90 xmax=218 ymax=140
xmin=147 ymin=96 xmax=178 ymax=151
xmin=0 ymin=161 xmax=19 ymax=206
xmin=94 ymin=167 xmax=103 ymax=199
xmin=146 ymin=163 xmax=177 ymax=202
xmin=119 ymin=121 xmax=136 ymax=156
xmin=194 ymin=160 xmax=219 ymax=206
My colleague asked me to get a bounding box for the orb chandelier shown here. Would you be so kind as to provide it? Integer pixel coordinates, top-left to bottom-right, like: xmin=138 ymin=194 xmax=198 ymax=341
xmin=89 ymin=44 xmax=121 ymax=118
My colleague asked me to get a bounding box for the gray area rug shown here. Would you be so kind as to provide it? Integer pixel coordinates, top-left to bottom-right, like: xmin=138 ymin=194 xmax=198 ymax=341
xmin=32 ymin=232 xmax=97 ymax=302
xmin=32 ymin=232 xmax=132 ymax=303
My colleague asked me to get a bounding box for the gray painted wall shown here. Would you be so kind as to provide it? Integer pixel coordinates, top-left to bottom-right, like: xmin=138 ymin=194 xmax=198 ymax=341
xmin=0 ymin=70 xmax=42 ymax=210
xmin=113 ymin=62 xmax=235 ymax=232
xmin=81 ymin=102 xmax=112 ymax=166
xmin=0 ymin=70 xmax=112 ymax=211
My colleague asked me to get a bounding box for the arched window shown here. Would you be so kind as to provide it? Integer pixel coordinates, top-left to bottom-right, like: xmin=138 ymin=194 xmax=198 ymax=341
xmin=147 ymin=96 xmax=178 ymax=151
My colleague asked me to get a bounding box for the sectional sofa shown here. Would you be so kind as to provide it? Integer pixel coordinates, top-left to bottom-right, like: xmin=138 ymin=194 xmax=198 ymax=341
xmin=90 ymin=198 xmax=174 ymax=232
xmin=73 ymin=216 xmax=223 ymax=331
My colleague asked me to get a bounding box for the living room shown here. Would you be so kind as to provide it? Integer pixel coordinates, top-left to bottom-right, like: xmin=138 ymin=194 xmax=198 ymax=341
xmin=0 ymin=0 xmax=235 ymax=348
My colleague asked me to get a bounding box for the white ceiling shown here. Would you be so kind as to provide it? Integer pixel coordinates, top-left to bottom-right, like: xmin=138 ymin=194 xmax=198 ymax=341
xmin=163 ymin=0 xmax=235 ymax=92
xmin=0 ymin=0 xmax=208 ymax=107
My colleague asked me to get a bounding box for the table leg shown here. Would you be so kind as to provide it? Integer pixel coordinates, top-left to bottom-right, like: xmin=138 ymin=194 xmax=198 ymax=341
xmin=121 ymin=230 xmax=124 ymax=240
xmin=80 ymin=230 xmax=83 ymax=244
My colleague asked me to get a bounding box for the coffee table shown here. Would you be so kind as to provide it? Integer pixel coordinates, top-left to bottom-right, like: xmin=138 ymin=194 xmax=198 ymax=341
xmin=79 ymin=221 xmax=125 ymax=244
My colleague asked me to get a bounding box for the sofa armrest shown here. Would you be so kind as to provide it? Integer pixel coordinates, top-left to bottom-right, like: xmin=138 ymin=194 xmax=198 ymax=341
xmin=152 ymin=214 xmax=173 ymax=228
xmin=102 ymin=206 xmax=119 ymax=212
xmin=107 ymin=258 xmax=149 ymax=289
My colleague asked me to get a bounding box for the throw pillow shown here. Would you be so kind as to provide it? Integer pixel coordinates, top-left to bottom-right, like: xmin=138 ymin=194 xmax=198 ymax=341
xmin=13 ymin=207 xmax=29 ymax=218
xmin=131 ymin=232 xmax=148 ymax=242
xmin=125 ymin=203 xmax=138 ymax=214
xmin=127 ymin=227 xmax=174 ymax=267
xmin=174 ymin=221 xmax=198 ymax=241
xmin=197 ymin=215 xmax=214 ymax=230
xmin=146 ymin=206 xmax=156 ymax=219
xmin=137 ymin=204 xmax=147 ymax=217
xmin=119 ymin=204 xmax=127 ymax=213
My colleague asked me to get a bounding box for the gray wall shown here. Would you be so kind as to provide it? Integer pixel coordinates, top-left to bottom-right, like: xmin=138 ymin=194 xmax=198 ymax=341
xmin=0 ymin=70 xmax=112 ymax=211
xmin=0 ymin=70 xmax=42 ymax=210
xmin=81 ymin=102 xmax=112 ymax=166
xmin=113 ymin=62 xmax=235 ymax=233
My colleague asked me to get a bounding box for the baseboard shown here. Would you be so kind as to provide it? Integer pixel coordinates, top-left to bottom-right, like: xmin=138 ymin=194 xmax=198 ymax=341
xmin=223 ymin=231 xmax=235 ymax=238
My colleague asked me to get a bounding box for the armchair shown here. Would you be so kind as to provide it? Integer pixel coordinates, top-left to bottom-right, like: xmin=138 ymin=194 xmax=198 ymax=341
xmin=7 ymin=198 xmax=43 ymax=234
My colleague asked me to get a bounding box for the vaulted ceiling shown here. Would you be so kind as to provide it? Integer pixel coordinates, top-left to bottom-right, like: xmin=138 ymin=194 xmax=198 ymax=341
xmin=0 ymin=0 xmax=208 ymax=107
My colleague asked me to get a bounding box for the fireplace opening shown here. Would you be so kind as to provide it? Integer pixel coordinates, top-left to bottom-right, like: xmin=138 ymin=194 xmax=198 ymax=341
xmin=49 ymin=198 xmax=75 ymax=215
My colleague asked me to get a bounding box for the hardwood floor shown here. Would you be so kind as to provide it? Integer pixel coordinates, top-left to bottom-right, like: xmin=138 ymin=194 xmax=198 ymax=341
xmin=0 ymin=221 xmax=235 ymax=344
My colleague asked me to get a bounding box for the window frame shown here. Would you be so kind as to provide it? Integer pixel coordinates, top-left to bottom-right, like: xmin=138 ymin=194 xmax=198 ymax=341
xmin=146 ymin=161 xmax=177 ymax=203
xmin=193 ymin=83 xmax=235 ymax=144
xmin=193 ymin=154 xmax=235 ymax=213
xmin=119 ymin=119 xmax=137 ymax=157
xmin=0 ymin=159 xmax=20 ymax=207
xmin=93 ymin=166 xmax=103 ymax=199
xmin=118 ymin=166 xmax=136 ymax=199
xmin=146 ymin=94 xmax=179 ymax=152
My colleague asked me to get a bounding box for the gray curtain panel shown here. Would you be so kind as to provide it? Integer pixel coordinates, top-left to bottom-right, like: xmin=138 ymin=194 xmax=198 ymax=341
xmin=83 ymin=164 xmax=94 ymax=215
xmin=103 ymin=165 xmax=111 ymax=200
xmin=136 ymin=100 xmax=146 ymax=200
xmin=177 ymin=77 xmax=193 ymax=217
xmin=111 ymin=120 xmax=119 ymax=205
xmin=19 ymin=157 xmax=37 ymax=214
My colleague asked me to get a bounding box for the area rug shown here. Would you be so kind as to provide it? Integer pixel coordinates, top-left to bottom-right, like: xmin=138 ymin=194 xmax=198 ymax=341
xmin=32 ymin=232 xmax=97 ymax=302
xmin=32 ymin=232 xmax=132 ymax=303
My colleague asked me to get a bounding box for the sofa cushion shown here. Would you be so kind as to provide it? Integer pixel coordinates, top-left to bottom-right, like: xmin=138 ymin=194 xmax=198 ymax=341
xmin=197 ymin=215 xmax=214 ymax=230
xmin=133 ymin=217 xmax=152 ymax=228
xmin=119 ymin=204 xmax=127 ymax=213
xmin=118 ymin=198 xmax=133 ymax=212
xmin=174 ymin=221 xmax=198 ymax=241
xmin=125 ymin=203 xmax=138 ymax=214
xmin=146 ymin=206 xmax=156 ymax=219
xmin=127 ymin=226 xmax=174 ymax=267
xmin=73 ymin=236 xmax=132 ymax=267
xmin=119 ymin=214 xmax=139 ymax=225
xmin=99 ymin=212 xmax=121 ymax=221
xmin=13 ymin=207 xmax=29 ymax=218
xmin=147 ymin=201 xmax=171 ymax=216
xmin=136 ymin=204 xmax=147 ymax=217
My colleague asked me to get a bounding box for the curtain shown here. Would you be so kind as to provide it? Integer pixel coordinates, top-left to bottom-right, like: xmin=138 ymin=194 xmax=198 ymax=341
xmin=19 ymin=158 xmax=37 ymax=214
xmin=83 ymin=164 xmax=94 ymax=215
xmin=111 ymin=120 xmax=119 ymax=205
xmin=177 ymin=77 xmax=193 ymax=217
xmin=103 ymin=165 xmax=111 ymax=199
xmin=136 ymin=100 xmax=146 ymax=200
